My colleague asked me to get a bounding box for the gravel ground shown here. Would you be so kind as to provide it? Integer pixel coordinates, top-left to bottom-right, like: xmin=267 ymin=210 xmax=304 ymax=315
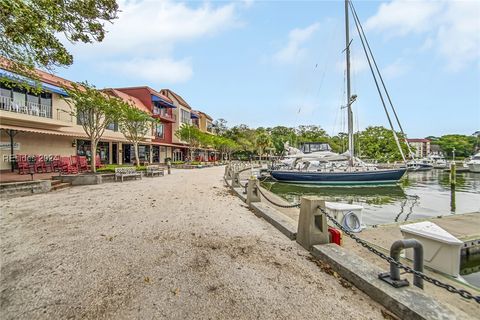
xmin=0 ymin=166 xmax=386 ymax=320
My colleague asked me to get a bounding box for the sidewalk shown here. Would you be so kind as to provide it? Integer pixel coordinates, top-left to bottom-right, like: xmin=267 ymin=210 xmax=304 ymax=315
xmin=0 ymin=167 xmax=385 ymax=319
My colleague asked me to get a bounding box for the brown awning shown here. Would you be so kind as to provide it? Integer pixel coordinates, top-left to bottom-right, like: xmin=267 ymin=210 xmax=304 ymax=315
xmin=0 ymin=125 xmax=82 ymax=137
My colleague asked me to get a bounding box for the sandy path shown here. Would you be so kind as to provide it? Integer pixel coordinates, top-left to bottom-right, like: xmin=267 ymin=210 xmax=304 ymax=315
xmin=0 ymin=166 xmax=385 ymax=319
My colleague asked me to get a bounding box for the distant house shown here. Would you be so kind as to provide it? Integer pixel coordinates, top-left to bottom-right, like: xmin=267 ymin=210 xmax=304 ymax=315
xmin=407 ymin=138 xmax=431 ymax=158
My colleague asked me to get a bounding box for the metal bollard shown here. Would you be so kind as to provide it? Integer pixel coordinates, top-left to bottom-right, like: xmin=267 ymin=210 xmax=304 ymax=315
xmin=379 ymin=239 xmax=424 ymax=289
xmin=296 ymin=197 xmax=329 ymax=250
xmin=246 ymin=177 xmax=261 ymax=205
xmin=167 ymin=161 xmax=171 ymax=175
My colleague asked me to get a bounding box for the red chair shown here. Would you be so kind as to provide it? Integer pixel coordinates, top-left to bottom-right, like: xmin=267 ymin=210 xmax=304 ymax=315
xmin=51 ymin=155 xmax=61 ymax=172
xmin=34 ymin=155 xmax=47 ymax=173
xmin=60 ymin=156 xmax=78 ymax=174
xmin=71 ymin=155 xmax=78 ymax=169
xmin=16 ymin=154 xmax=30 ymax=174
xmin=78 ymin=156 xmax=89 ymax=172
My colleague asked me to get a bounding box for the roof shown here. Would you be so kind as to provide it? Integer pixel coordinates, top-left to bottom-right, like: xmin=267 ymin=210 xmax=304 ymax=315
xmin=0 ymin=57 xmax=75 ymax=89
xmin=103 ymin=88 xmax=151 ymax=113
xmin=159 ymin=89 xmax=191 ymax=109
xmin=197 ymin=111 xmax=213 ymax=121
xmin=114 ymin=86 xmax=173 ymax=103
xmin=407 ymin=138 xmax=431 ymax=143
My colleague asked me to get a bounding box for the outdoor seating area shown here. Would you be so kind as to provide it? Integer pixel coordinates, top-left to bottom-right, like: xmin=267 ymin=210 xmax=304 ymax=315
xmin=14 ymin=154 xmax=104 ymax=175
xmin=114 ymin=167 xmax=142 ymax=182
xmin=145 ymin=165 xmax=165 ymax=177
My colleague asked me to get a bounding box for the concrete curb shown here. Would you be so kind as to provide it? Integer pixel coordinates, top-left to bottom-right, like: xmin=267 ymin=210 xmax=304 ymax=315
xmin=250 ymin=202 xmax=297 ymax=240
xmin=225 ymin=177 xmax=296 ymax=240
xmin=311 ymin=244 xmax=472 ymax=320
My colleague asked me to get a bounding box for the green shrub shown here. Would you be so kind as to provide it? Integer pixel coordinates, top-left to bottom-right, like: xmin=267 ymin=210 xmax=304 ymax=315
xmin=97 ymin=164 xmax=147 ymax=173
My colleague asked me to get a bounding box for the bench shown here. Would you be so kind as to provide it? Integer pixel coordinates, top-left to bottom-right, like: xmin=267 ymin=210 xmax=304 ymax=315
xmin=115 ymin=167 xmax=142 ymax=182
xmin=145 ymin=165 xmax=165 ymax=177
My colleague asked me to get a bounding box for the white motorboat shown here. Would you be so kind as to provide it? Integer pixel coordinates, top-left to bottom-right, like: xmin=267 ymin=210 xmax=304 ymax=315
xmin=466 ymin=152 xmax=480 ymax=173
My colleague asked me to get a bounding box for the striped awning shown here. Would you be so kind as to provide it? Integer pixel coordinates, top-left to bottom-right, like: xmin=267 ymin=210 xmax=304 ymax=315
xmin=0 ymin=125 xmax=81 ymax=137
xmin=0 ymin=69 xmax=68 ymax=96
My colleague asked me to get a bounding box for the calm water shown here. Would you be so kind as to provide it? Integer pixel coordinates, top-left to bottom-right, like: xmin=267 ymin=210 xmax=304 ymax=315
xmin=263 ymin=169 xmax=480 ymax=286
xmin=263 ymin=170 xmax=480 ymax=226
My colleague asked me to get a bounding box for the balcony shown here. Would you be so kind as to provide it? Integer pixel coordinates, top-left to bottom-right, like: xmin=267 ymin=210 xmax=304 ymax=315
xmin=152 ymin=108 xmax=176 ymax=123
xmin=1 ymin=95 xmax=52 ymax=118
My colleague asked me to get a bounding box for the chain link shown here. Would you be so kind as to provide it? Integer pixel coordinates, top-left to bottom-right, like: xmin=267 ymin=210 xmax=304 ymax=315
xmin=256 ymin=186 xmax=301 ymax=208
xmin=317 ymin=206 xmax=480 ymax=304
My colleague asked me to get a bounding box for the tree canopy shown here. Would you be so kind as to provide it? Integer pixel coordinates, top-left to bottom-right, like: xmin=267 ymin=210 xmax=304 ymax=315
xmin=63 ymin=82 xmax=120 ymax=171
xmin=434 ymin=134 xmax=477 ymax=158
xmin=0 ymin=0 xmax=118 ymax=79
xmin=117 ymin=101 xmax=156 ymax=166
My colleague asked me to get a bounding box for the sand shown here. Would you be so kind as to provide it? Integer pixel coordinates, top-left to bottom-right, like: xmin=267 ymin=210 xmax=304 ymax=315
xmin=0 ymin=166 xmax=385 ymax=319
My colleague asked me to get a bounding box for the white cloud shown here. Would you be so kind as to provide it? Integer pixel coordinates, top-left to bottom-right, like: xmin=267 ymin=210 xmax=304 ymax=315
xmin=383 ymin=59 xmax=410 ymax=79
xmin=365 ymin=0 xmax=441 ymax=36
xmin=106 ymin=57 xmax=193 ymax=83
xmin=365 ymin=0 xmax=480 ymax=71
xmin=273 ymin=22 xmax=320 ymax=63
xmin=65 ymin=0 xmax=239 ymax=84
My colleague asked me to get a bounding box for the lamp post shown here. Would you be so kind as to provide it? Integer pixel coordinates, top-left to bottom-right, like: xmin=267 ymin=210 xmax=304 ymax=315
xmin=452 ymin=147 xmax=456 ymax=162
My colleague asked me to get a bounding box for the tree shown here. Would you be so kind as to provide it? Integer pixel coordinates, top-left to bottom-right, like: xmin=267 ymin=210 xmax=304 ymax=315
xmin=117 ymin=101 xmax=156 ymax=167
xmin=64 ymin=82 xmax=120 ymax=172
xmin=212 ymin=118 xmax=228 ymax=135
xmin=357 ymin=126 xmax=409 ymax=162
xmin=436 ymin=134 xmax=476 ymax=159
xmin=0 ymin=0 xmax=118 ymax=83
xmin=296 ymin=125 xmax=329 ymax=144
xmin=268 ymin=126 xmax=297 ymax=154
xmin=255 ymin=130 xmax=271 ymax=160
xmin=175 ymin=124 xmax=202 ymax=161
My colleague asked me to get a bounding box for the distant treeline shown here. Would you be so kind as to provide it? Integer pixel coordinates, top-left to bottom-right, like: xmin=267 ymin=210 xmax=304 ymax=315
xmin=211 ymin=119 xmax=479 ymax=161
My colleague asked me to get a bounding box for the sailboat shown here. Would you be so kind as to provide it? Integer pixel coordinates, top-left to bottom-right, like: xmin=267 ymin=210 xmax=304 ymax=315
xmin=270 ymin=0 xmax=407 ymax=186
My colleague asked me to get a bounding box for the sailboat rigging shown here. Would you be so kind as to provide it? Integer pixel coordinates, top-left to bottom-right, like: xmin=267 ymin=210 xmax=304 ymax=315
xmin=269 ymin=0 xmax=408 ymax=186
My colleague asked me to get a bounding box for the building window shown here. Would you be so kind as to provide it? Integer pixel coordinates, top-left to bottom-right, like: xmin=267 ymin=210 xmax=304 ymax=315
xmin=106 ymin=122 xmax=118 ymax=131
xmin=181 ymin=109 xmax=190 ymax=124
xmin=156 ymin=123 xmax=164 ymax=139
xmin=77 ymin=110 xmax=88 ymax=125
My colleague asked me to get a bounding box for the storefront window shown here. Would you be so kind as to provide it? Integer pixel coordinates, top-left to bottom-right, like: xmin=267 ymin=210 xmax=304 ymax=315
xmin=76 ymin=140 xmax=109 ymax=163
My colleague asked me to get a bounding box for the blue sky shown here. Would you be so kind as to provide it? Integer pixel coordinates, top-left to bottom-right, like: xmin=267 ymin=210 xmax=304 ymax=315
xmin=57 ymin=0 xmax=480 ymax=138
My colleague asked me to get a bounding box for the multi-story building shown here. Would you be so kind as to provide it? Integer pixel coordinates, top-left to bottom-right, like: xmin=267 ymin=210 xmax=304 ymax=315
xmin=197 ymin=111 xmax=214 ymax=134
xmin=0 ymin=67 xmax=150 ymax=171
xmin=407 ymin=138 xmax=431 ymax=158
xmin=159 ymin=89 xmax=194 ymax=161
xmin=0 ymin=62 xmax=217 ymax=171
xmin=113 ymin=86 xmax=177 ymax=163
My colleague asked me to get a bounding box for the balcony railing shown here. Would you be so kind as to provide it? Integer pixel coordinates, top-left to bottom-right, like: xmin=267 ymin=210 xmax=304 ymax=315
xmin=0 ymin=95 xmax=52 ymax=119
xmin=153 ymin=108 xmax=175 ymax=121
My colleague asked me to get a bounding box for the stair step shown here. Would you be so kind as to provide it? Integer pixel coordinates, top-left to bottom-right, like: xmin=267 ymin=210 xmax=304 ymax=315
xmin=51 ymin=180 xmax=62 ymax=186
xmin=51 ymin=183 xmax=71 ymax=191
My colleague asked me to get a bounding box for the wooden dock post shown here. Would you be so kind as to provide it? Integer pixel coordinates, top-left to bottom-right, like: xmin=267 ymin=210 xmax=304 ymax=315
xmin=449 ymin=162 xmax=456 ymax=187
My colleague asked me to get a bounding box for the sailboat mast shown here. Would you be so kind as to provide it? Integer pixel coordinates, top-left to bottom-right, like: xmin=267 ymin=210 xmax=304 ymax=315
xmin=345 ymin=0 xmax=354 ymax=166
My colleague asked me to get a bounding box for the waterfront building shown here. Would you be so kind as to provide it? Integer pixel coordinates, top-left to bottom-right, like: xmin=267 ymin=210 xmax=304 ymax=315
xmin=0 ymin=66 xmax=149 ymax=171
xmin=407 ymin=138 xmax=431 ymax=158
xmin=114 ymin=86 xmax=177 ymax=163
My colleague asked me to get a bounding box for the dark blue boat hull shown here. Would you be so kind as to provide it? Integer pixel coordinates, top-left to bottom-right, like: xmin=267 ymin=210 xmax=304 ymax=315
xmin=270 ymin=168 xmax=407 ymax=186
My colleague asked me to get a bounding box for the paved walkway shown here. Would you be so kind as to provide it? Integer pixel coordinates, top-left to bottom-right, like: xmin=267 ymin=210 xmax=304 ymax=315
xmin=0 ymin=167 xmax=384 ymax=319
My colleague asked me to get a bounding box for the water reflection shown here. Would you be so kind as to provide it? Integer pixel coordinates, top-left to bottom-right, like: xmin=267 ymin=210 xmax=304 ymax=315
xmin=264 ymin=170 xmax=480 ymax=226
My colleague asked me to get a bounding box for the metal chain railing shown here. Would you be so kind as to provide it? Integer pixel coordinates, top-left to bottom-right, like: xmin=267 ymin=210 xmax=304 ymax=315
xmin=317 ymin=206 xmax=480 ymax=304
xmin=256 ymin=186 xmax=301 ymax=208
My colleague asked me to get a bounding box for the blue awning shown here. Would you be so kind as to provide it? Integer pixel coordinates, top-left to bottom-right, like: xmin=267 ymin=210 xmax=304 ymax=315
xmin=0 ymin=68 xmax=68 ymax=96
xmin=151 ymin=94 xmax=176 ymax=108
xmin=190 ymin=112 xmax=199 ymax=119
